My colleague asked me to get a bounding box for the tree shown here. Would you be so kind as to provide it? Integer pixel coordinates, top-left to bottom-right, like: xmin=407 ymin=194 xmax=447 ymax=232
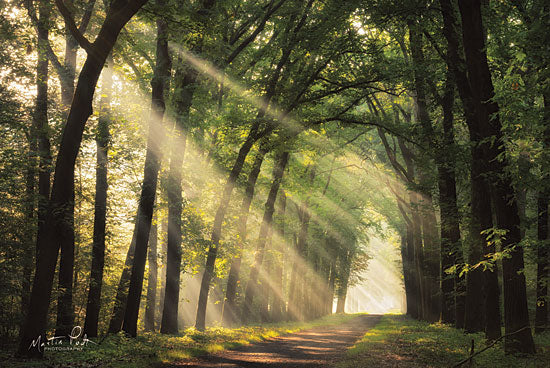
xmin=18 ymin=0 xmax=148 ymax=356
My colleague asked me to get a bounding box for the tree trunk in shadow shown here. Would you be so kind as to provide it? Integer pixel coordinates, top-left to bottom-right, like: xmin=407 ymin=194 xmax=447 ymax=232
xmin=83 ymin=55 xmax=112 ymax=337
xmin=222 ymin=147 xmax=267 ymax=326
xmin=123 ymin=7 xmax=171 ymax=337
xmin=242 ymin=151 xmax=289 ymax=322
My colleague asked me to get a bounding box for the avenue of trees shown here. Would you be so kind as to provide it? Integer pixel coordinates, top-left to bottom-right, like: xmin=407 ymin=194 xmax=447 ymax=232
xmin=0 ymin=0 xmax=548 ymax=359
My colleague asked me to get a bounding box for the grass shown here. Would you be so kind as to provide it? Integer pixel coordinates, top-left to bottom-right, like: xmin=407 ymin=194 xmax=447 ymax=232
xmin=337 ymin=315 xmax=550 ymax=368
xmin=0 ymin=313 xmax=358 ymax=368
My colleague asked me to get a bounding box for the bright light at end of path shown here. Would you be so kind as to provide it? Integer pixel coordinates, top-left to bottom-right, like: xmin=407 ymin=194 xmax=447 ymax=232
xmin=344 ymin=235 xmax=405 ymax=314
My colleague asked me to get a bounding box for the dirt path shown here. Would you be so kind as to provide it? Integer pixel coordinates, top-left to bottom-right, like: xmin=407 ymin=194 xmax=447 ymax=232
xmin=165 ymin=314 xmax=381 ymax=368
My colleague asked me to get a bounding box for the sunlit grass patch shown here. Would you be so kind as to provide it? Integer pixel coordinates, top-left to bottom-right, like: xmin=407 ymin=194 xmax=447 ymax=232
xmin=337 ymin=315 xmax=550 ymax=368
xmin=2 ymin=313 xmax=360 ymax=368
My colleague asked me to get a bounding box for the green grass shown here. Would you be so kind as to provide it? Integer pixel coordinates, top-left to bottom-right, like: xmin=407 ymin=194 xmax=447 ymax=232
xmin=0 ymin=313 xmax=358 ymax=368
xmin=337 ymin=315 xmax=550 ymax=368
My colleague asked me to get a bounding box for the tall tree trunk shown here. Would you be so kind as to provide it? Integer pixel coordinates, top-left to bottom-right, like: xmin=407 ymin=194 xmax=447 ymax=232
xmin=335 ymin=249 xmax=352 ymax=313
xmin=157 ymin=219 xmax=168 ymax=328
xmin=21 ymin=135 xmax=36 ymax=328
xmin=535 ymin=93 xmax=550 ymax=333
xmin=271 ymin=190 xmax=286 ymax=322
xmin=438 ymin=0 xmax=499 ymax=336
xmin=458 ymin=0 xmax=534 ymax=353
xmin=18 ymin=0 xmax=148 ymax=357
xmin=83 ymin=55 xmax=112 ymax=337
xmin=108 ymin=224 xmax=137 ymax=333
xmin=437 ymin=70 xmax=462 ymax=325
xmin=288 ymin=198 xmax=311 ymax=320
xmin=144 ymin=220 xmax=158 ymax=332
xmin=160 ymin=68 xmax=192 ymax=335
xmin=123 ymin=8 xmax=171 ymax=337
xmin=56 ymin=4 xmax=88 ymax=337
xmin=408 ymin=22 xmax=442 ymax=323
xmin=259 ymin=233 xmax=273 ymax=322
xmin=222 ymin=147 xmax=267 ymax=326
xmin=419 ymin=192 xmax=440 ymax=323
xmin=242 ymin=151 xmax=289 ymax=322
xmin=20 ymin=0 xmax=50 ymax=329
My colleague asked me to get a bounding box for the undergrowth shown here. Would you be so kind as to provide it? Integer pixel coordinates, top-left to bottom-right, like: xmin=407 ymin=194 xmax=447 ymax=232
xmin=0 ymin=313 xmax=358 ymax=368
xmin=337 ymin=315 xmax=550 ymax=368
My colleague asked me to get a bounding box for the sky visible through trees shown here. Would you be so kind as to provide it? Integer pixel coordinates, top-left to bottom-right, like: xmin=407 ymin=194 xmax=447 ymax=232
xmin=0 ymin=0 xmax=549 ymax=365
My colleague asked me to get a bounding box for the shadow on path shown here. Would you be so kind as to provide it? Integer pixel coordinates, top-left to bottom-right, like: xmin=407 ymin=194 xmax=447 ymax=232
xmin=164 ymin=314 xmax=382 ymax=368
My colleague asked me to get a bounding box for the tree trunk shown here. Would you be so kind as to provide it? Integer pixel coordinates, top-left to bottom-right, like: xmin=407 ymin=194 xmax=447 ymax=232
xmin=458 ymin=0 xmax=534 ymax=353
xmin=271 ymin=190 xmax=286 ymax=322
xmin=123 ymin=9 xmax=171 ymax=337
xmin=20 ymin=0 xmax=49 ymax=329
xmin=222 ymin=147 xmax=267 ymax=326
xmin=56 ymin=5 xmax=88 ymax=338
xmin=242 ymin=151 xmax=289 ymax=322
xmin=18 ymin=0 xmax=148 ymax=357
xmin=535 ymin=93 xmax=550 ymax=333
xmin=437 ymin=70 xmax=462 ymax=325
xmin=157 ymin=219 xmax=168 ymax=328
xmin=336 ymin=250 xmax=352 ymax=313
xmin=195 ymin=128 xmax=263 ymax=330
xmin=83 ymin=55 xmax=112 ymax=338
xmin=160 ymin=67 xmax=193 ymax=335
xmin=419 ymin=192 xmax=440 ymax=323
xmin=144 ymin=220 xmax=158 ymax=332
xmin=108 ymin=224 xmax=137 ymax=333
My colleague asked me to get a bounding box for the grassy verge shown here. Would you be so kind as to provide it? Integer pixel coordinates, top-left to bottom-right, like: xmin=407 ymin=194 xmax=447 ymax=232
xmin=0 ymin=313 xmax=358 ymax=368
xmin=337 ymin=315 xmax=550 ymax=368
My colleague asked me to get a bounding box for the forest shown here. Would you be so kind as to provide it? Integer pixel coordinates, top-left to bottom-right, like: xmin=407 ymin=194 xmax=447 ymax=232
xmin=0 ymin=0 xmax=549 ymax=367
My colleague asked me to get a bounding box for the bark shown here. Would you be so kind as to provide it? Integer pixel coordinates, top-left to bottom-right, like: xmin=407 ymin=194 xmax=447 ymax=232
xmin=144 ymin=220 xmax=158 ymax=332
xmin=20 ymin=0 xmax=49 ymax=326
xmin=288 ymin=197 xmax=312 ymax=320
xmin=57 ymin=0 xmax=97 ymax=337
xmin=83 ymin=55 xmax=112 ymax=338
xmin=335 ymin=250 xmax=352 ymax=313
xmin=242 ymin=151 xmax=289 ymax=322
xmin=259 ymin=234 xmax=273 ymax=322
xmin=535 ymin=193 xmax=549 ymax=333
xmin=437 ymin=69 xmax=462 ymax=325
xmin=535 ymin=93 xmax=550 ymax=333
xmin=108 ymin=225 xmax=137 ymax=333
xmin=157 ymin=219 xmax=168 ymax=328
xmin=21 ymin=136 xmax=36 ymax=327
xmin=34 ymin=0 xmax=52 ymax=264
xmin=419 ymin=192 xmax=440 ymax=323
xmin=438 ymin=0 xmax=498 ymax=335
xmin=271 ymin=190 xmax=286 ymax=322
xmin=160 ymin=0 xmax=216 ymax=334
xmin=160 ymin=70 xmax=192 ymax=335
xmin=18 ymin=0 xmax=148 ymax=357
xmin=222 ymin=147 xmax=267 ymax=326
xmin=408 ymin=22 xmax=442 ymax=323
xmin=458 ymin=0 xmax=534 ymax=352
xmin=123 ymin=8 xmax=171 ymax=337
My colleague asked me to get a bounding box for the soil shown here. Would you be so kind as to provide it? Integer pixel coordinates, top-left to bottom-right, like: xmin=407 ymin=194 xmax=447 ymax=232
xmin=164 ymin=314 xmax=382 ymax=368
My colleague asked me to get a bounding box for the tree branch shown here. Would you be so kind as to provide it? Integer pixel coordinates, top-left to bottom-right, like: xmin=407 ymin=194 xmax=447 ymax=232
xmin=55 ymin=0 xmax=94 ymax=53
xmin=78 ymin=0 xmax=97 ymax=34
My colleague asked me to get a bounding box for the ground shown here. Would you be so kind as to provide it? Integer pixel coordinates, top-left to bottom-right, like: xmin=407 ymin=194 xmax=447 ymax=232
xmin=163 ymin=315 xmax=381 ymax=367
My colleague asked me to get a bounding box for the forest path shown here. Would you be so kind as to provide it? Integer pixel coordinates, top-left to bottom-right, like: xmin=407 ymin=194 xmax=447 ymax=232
xmin=163 ymin=314 xmax=382 ymax=367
